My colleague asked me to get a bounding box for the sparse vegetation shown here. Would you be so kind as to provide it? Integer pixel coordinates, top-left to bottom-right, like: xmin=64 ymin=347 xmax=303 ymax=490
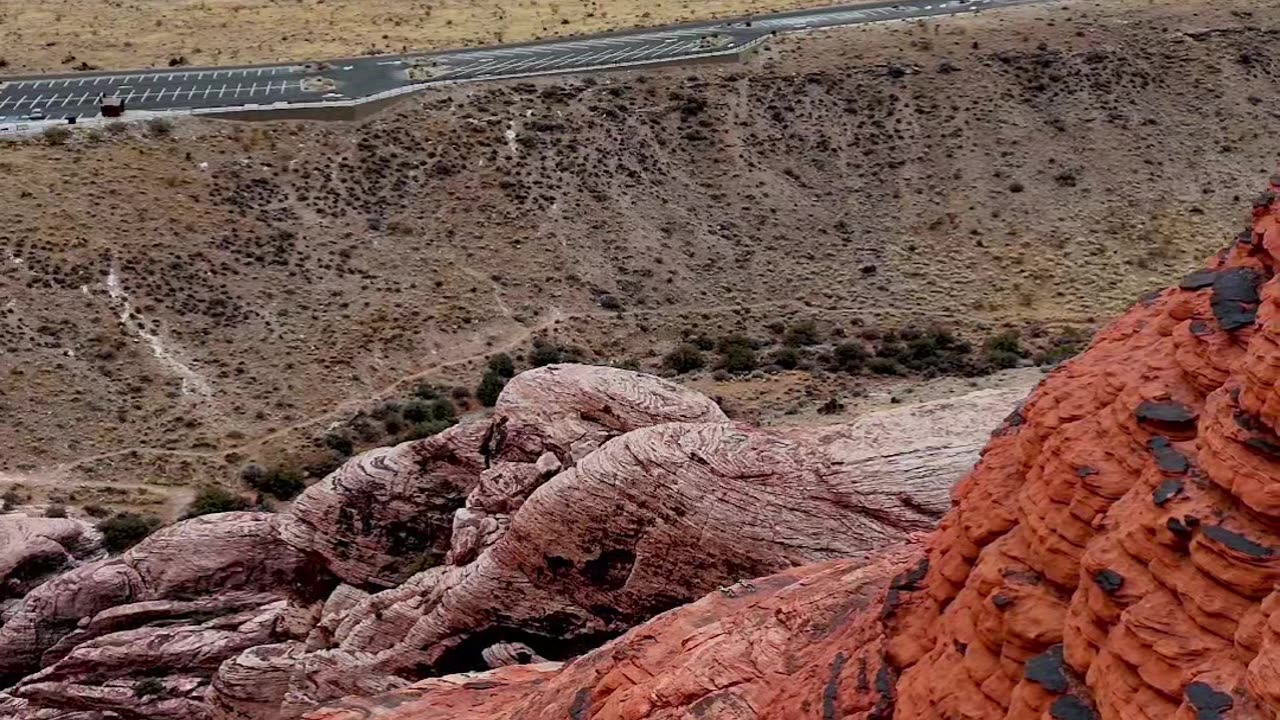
xmin=134 ymin=678 xmax=166 ymax=699
xmin=832 ymin=342 xmax=869 ymax=373
xmin=243 ymin=466 xmax=305 ymax=501
xmin=488 ymin=353 xmax=516 ymax=378
xmin=98 ymin=512 xmax=163 ymax=553
xmin=44 ymin=504 xmax=68 ymax=518
xmin=145 ymin=117 xmax=174 ymax=138
xmin=663 ymin=343 xmax=706 ymax=374
xmin=1034 ymin=327 xmax=1091 ymax=366
xmin=477 ymin=371 xmax=506 ymax=407
xmin=42 ymin=126 xmax=72 ymax=146
xmin=983 ymin=330 xmax=1027 ymax=370
xmin=183 ymin=485 xmax=250 ymax=518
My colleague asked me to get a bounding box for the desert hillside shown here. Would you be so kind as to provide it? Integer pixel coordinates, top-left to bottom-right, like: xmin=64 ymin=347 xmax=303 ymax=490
xmin=1 ymin=0 xmax=1277 ymax=507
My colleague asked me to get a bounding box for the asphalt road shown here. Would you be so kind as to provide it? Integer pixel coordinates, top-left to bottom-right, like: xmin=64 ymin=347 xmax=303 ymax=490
xmin=0 ymin=0 xmax=1041 ymax=124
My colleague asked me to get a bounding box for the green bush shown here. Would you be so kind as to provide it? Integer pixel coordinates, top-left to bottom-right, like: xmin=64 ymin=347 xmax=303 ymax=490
xmin=406 ymin=418 xmax=457 ymax=440
xmin=783 ymin=320 xmax=821 ymax=347
xmin=528 ymin=338 xmax=581 ymax=367
xmin=44 ymin=504 xmax=68 ymax=518
xmin=663 ymin=343 xmax=706 ymax=373
xmin=769 ymin=347 xmax=800 ymax=370
xmin=832 ymin=342 xmax=869 ymax=372
xmin=488 ymin=353 xmax=516 ymax=378
xmin=183 ymin=486 xmax=250 ymax=518
xmin=323 ymin=432 xmax=354 ymax=456
xmin=477 ymin=370 xmax=506 ymax=407
xmin=868 ymin=357 xmax=905 ymax=376
xmin=982 ymin=330 xmax=1027 ymax=370
xmin=244 ymin=467 xmax=306 ymax=501
xmin=98 ymin=512 xmax=163 ymax=553
xmin=716 ymin=335 xmax=758 ymax=373
xmin=83 ymin=503 xmax=110 ymax=518
xmin=876 ymin=326 xmax=976 ymax=376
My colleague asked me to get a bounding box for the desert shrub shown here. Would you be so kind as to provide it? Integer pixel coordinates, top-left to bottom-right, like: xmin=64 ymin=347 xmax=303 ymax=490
xmin=134 ymin=677 xmax=165 ymax=698
xmin=1 ymin=486 xmax=21 ymax=511
xmin=451 ymin=386 xmax=471 ymax=401
xmin=42 ymin=126 xmax=71 ymax=146
xmin=406 ymin=418 xmax=456 ymax=440
xmin=528 ymin=339 xmax=581 ymax=367
xmin=1034 ymin=327 xmax=1091 ymax=366
xmin=98 ymin=512 xmax=163 ymax=553
xmin=245 ymin=467 xmax=305 ymax=501
xmin=783 ymin=320 xmax=821 ymax=347
xmin=183 ymin=486 xmax=249 ymax=518
xmin=413 ymin=383 xmax=441 ymax=399
xmin=323 ymin=432 xmax=354 ymax=456
xmin=477 ymin=370 xmax=506 ymax=407
xmin=488 ymin=353 xmax=516 ymax=378
xmin=769 ymin=347 xmax=800 ymax=370
xmin=868 ymin=357 xmax=905 ymax=376
xmin=663 ymin=343 xmax=706 ymax=373
xmin=983 ymin=330 xmax=1027 ymax=370
xmin=716 ymin=335 xmax=758 ymax=373
xmin=832 ymin=342 xmax=869 ymax=373
xmin=876 ymin=326 xmax=975 ymax=376
xmin=83 ymin=503 xmax=110 ymax=518
xmin=44 ymin=504 xmax=68 ymax=518
xmin=145 ymin=117 xmax=173 ymax=138
xmin=405 ymin=398 xmax=454 ymax=423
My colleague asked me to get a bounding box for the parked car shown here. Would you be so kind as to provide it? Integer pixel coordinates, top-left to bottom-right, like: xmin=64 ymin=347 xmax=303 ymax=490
xmin=26 ymin=108 xmax=46 ymax=120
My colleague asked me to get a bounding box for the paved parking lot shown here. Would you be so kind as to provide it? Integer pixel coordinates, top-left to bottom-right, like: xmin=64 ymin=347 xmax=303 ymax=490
xmin=0 ymin=0 xmax=1035 ymax=125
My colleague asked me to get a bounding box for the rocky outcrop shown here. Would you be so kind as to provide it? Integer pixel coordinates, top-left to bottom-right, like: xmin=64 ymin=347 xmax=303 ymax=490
xmin=301 ymin=547 xmax=920 ymax=720
xmin=0 ymin=515 xmax=103 ymax=603
xmin=207 ymin=372 xmax=1013 ymax=717
xmin=0 ymin=513 xmax=318 ymax=719
xmin=279 ymin=365 xmax=728 ymax=591
xmin=306 ymin=185 xmax=1280 ymax=719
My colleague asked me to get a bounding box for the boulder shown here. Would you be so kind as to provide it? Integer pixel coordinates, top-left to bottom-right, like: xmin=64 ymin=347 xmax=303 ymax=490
xmin=0 ymin=512 xmax=314 ymax=679
xmin=0 ymin=515 xmax=104 ymax=601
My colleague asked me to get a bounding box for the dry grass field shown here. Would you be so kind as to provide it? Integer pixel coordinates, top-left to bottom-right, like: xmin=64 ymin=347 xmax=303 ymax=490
xmin=2 ymin=0 xmax=850 ymax=74
xmin=2 ymin=0 xmax=1278 ymax=517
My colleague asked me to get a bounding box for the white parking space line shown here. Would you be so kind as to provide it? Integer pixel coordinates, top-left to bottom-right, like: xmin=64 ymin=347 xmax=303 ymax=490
xmin=140 ymin=89 xmax=152 ymax=102
xmin=124 ymin=90 xmax=136 ymax=103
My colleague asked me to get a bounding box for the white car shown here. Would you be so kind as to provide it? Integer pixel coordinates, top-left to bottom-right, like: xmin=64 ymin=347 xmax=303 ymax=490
xmin=26 ymin=108 xmax=46 ymax=120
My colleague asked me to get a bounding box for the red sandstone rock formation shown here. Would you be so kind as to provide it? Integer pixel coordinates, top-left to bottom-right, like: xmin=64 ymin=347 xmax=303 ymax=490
xmin=300 ymin=187 xmax=1280 ymax=720
xmin=0 ymin=515 xmax=103 ymax=604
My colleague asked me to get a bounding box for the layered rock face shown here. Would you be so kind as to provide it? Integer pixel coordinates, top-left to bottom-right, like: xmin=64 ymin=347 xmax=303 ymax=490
xmin=0 ymin=364 xmax=1012 ymax=719
xmin=302 ymin=188 xmax=1280 ymax=719
xmin=0 ymin=516 xmax=103 ymax=605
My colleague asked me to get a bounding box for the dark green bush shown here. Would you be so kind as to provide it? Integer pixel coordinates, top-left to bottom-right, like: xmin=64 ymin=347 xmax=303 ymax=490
xmin=98 ymin=512 xmax=163 ymax=553
xmin=244 ymin=467 xmax=305 ymax=501
xmin=183 ymin=486 xmax=250 ymax=518
xmin=477 ymin=370 xmax=506 ymax=407
xmin=982 ymin=330 xmax=1027 ymax=369
xmin=868 ymin=357 xmax=905 ymax=376
xmin=323 ymin=432 xmax=354 ymax=456
xmin=783 ymin=320 xmax=821 ymax=347
xmin=663 ymin=343 xmax=706 ymax=373
xmin=406 ymin=418 xmax=456 ymax=440
xmin=832 ymin=342 xmax=869 ymax=372
xmin=83 ymin=503 xmax=110 ymax=518
xmin=876 ymin=326 xmax=976 ymax=376
xmin=488 ymin=353 xmax=516 ymax=378
xmin=716 ymin=335 xmax=758 ymax=373
xmin=770 ymin=347 xmax=800 ymax=370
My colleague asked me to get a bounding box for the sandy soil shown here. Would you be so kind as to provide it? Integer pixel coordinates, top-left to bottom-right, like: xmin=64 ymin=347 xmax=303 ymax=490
xmin=1 ymin=0 xmax=1277 ymax=514
xmin=1 ymin=0 xmax=862 ymax=74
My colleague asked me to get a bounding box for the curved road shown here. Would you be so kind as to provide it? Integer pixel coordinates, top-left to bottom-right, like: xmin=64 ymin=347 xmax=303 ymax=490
xmin=0 ymin=0 xmax=1041 ymax=125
